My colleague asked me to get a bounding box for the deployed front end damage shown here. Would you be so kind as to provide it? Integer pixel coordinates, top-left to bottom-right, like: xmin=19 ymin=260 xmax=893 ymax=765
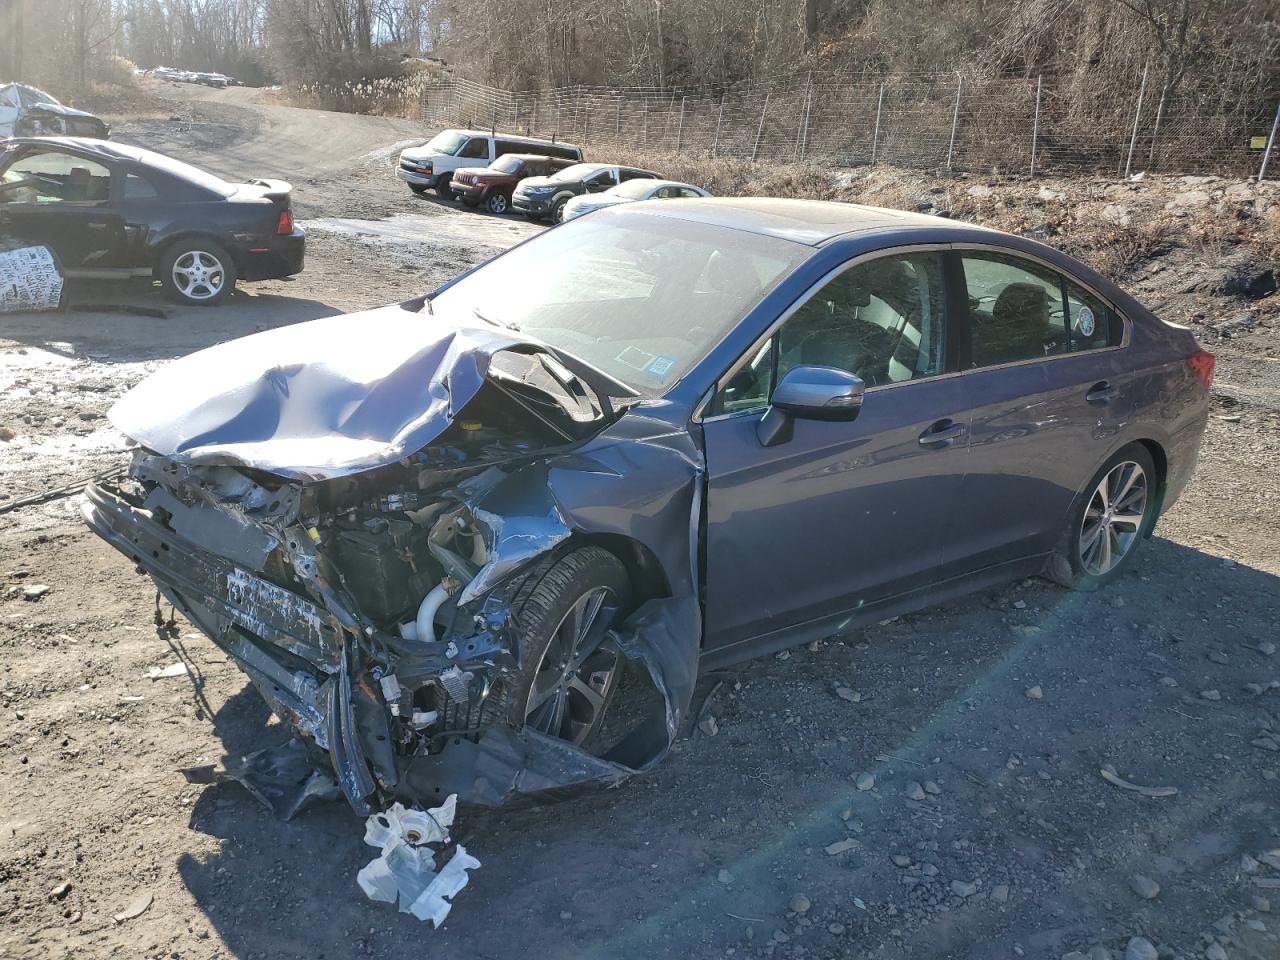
xmin=82 ymin=304 xmax=703 ymax=816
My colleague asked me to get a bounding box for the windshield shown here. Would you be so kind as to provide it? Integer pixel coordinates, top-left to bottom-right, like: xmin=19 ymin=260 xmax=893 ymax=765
xmin=425 ymin=131 xmax=469 ymax=156
xmin=552 ymin=163 xmax=598 ymax=181
xmin=108 ymin=143 xmax=235 ymax=197
xmin=492 ymin=155 xmax=524 ymax=174
xmin=430 ymin=213 xmax=808 ymax=395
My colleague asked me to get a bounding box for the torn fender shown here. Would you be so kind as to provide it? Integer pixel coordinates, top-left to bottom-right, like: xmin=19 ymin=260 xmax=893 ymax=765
xmin=399 ymin=596 xmax=700 ymax=806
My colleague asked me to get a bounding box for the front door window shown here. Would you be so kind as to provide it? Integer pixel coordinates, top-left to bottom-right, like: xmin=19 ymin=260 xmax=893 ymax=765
xmin=1 ymin=149 xmax=112 ymax=204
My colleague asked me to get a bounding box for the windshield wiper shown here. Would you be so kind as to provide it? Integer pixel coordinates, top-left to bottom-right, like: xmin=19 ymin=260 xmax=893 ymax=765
xmin=472 ymin=308 xmax=520 ymax=332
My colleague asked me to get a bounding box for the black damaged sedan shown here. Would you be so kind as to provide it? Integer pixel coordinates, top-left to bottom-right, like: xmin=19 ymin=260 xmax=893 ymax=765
xmin=0 ymin=137 xmax=304 ymax=305
xmin=83 ymin=198 xmax=1210 ymax=815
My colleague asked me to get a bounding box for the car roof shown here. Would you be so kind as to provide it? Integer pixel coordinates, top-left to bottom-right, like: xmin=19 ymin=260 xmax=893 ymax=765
xmin=615 ymin=196 xmax=995 ymax=246
xmin=3 ymin=136 xmax=134 ymax=160
xmin=445 ymin=129 xmax=582 ymax=151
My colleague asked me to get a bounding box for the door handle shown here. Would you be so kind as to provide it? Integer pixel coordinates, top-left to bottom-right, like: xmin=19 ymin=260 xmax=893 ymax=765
xmin=1086 ymin=381 xmax=1118 ymax=404
xmin=918 ymin=419 xmax=965 ymax=447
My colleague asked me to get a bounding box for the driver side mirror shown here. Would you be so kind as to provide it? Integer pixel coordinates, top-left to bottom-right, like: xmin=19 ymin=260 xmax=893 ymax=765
xmin=757 ymin=365 xmax=865 ymax=447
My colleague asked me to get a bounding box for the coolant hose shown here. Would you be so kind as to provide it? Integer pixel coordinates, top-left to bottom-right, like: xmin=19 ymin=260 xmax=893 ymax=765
xmin=413 ymin=582 xmax=451 ymax=645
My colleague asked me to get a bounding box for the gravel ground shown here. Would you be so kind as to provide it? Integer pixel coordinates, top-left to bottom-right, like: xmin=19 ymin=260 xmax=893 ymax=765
xmin=1 ymin=84 xmax=1278 ymax=960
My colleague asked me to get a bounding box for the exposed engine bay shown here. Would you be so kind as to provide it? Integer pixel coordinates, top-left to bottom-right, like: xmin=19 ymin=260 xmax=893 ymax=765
xmin=82 ymin=307 xmax=704 ymax=816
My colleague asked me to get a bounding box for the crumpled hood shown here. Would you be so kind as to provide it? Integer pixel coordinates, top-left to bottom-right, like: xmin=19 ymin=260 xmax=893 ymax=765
xmin=109 ymin=302 xmax=541 ymax=481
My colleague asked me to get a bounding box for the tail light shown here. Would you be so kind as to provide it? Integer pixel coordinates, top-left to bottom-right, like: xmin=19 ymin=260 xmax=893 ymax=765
xmin=1186 ymin=349 xmax=1215 ymax=389
xmin=276 ymin=208 xmax=294 ymax=235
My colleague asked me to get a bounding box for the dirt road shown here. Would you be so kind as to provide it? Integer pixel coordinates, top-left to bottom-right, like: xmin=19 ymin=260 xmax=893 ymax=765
xmin=2 ymin=85 xmax=1279 ymax=960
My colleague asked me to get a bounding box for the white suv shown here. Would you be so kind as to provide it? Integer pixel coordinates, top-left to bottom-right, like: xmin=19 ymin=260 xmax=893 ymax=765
xmin=396 ymin=130 xmax=583 ymax=199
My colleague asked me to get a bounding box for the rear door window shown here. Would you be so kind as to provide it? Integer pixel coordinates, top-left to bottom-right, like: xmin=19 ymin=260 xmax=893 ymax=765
xmin=959 ymin=252 xmax=1068 ymax=367
xmin=495 ymin=139 xmax=526 ymax=156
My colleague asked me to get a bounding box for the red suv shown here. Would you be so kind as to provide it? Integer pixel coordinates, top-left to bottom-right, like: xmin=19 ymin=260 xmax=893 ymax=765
xmin=450 ymin=154 xmax=577 ymax=214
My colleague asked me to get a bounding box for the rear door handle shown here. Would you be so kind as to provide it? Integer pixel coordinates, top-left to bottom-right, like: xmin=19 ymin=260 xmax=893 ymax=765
xmin=918 ymin=419 xmax=965 ymax=447
xmin=1086 ymin=381 xmax=1118 ymax=403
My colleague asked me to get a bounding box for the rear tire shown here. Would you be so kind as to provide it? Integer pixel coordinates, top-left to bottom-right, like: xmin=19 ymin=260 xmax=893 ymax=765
xmin=158 ymin=239 xmax=235 ymax=306
xmin=435 ymin=174 xmax=455 ymax=201
xmin=1047 ymin=443 xmax=1157 ymax=591
xmin=504 ymin=547 xmax=633 ymax=748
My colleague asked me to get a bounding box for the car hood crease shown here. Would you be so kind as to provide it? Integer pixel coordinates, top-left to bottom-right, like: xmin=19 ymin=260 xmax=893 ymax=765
xmin=108 ymin=303 xmax=553 ymax=481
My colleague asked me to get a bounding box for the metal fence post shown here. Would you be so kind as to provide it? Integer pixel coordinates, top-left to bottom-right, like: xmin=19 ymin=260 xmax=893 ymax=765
xmin=946 ymin=74 xmax=963 ymax=171
xmin=532 ymin=96 xmax=539 ymax=135
xmin=676 ymin=96 xmax=686 ymax=153
xmin=871 ymin=81 xmax=884 ymax=165
xmin=797 ymin=71 xmax=814 ymax=160
xmin=753 ymin=90 xmax=771 ymax=161
xmin=643 ymin=99 xmax=648 ymax=148
xmin=1259 ymin=102 xmax=1280 ymax=182
xmin=1030 ymin=74 xmax=1042 ymax=177
xmin=1124 ymin=62 xmax=1149 ymax=179
xmin=615 ymin=95 xmax=622 ymax=142
xmin=713 ymin=93 xmax=726 ymax=156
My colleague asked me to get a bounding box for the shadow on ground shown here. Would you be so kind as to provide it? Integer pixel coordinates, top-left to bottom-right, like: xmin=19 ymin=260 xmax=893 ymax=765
xmin=174 ymin=538 xmax=1280 ymax=960
xmin=0 ymin=281 xmax=340 ymax=363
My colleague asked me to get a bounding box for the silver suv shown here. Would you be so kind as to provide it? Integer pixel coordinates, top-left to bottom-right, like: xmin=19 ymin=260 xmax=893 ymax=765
xmin=396 ymin=129 xmax=583 ymax=199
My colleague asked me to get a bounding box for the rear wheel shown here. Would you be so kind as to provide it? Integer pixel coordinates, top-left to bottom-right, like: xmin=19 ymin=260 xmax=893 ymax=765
xmin=505 ymin=547 xmax=632 ymax=747
xmin=1048 ymin=443 xmax=1157 ymax=591
xmin=158 ymin=239 xmax=235 ymax=306
xmin=485 ymin=191 xmax=511 ymax=215
xmin=435 ymin=174 xmax=455 ymax=200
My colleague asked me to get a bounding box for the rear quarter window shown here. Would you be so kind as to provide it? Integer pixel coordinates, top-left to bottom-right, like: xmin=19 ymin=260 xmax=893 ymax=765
xmin=1064 ymin=280 xmax=1123 ymax=351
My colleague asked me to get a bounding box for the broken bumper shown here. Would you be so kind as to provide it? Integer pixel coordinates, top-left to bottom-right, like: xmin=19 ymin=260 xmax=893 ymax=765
xmin=81 ymin=480 xmax=376 ymax=810
xmin=82 ymin=477 xmax=701 ymax=817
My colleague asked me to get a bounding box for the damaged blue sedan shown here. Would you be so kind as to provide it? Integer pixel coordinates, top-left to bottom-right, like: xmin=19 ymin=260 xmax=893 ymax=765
xmin=83 ymin=198 xmax=1212 ymax=815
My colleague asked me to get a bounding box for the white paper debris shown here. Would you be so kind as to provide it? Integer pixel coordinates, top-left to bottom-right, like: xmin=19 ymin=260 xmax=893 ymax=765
xmin=356 ymin=796 xmax=480 ymax=927
xmin=144 ymin=662 xmax=189 ymax=680
xmin=0 ymin=245 xmax=64 ymax=314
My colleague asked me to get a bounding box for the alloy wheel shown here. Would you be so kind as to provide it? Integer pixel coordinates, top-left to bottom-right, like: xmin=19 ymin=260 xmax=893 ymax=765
xmin=523 ymin=586 xmax=620 ymax=745
xmin=171 ymin=250 xmax=225 ymax=302
xmin=1079 ymin=460 xmax=1148 ymax=576
xmin=489 ymin=193 xmax=508 ymax=214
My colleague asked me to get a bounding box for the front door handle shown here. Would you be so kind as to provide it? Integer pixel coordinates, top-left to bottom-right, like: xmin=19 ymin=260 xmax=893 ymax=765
xmin=918 ymin=419 xmax=965 ymax=447
xmin=1086 ymin=381 xmax=1118 ymax=404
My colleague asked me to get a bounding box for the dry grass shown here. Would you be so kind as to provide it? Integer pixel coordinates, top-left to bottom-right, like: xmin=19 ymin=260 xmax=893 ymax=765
xmin=607 ymin=148 xmax=1279 ymax=285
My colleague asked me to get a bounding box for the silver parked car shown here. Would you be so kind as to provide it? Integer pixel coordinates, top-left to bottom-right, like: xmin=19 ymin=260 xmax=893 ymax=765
xmin=562 ymin=178 xmax=709 ymax=220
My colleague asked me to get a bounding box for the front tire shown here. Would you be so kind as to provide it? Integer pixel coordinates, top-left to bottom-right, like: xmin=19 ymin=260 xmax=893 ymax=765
xmin=409 ymin=183 xmax=428 ymax=195
xmin=1048 ymin=443 xmax=1157 ymax=591
xmin=435 ymin=174 xmax=455 ymax=200
xmin=551 ymin=197 xmax=568 ymax=223
xmin=485 ymin=191 xmax=511 ymax=215
xmin=158 ymin=239 xmax=235 ymax=306
xmin=505 ymin=547 xmax=632 ymax=748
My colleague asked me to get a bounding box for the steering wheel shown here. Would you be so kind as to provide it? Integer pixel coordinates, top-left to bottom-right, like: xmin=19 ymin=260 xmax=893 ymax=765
xmin=0 ymin=176 xmax=40 ymax=198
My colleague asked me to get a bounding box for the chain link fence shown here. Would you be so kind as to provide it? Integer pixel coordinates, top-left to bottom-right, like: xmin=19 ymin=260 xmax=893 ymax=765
xmin=308 ymin=70 xmax=1279 ymax=179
